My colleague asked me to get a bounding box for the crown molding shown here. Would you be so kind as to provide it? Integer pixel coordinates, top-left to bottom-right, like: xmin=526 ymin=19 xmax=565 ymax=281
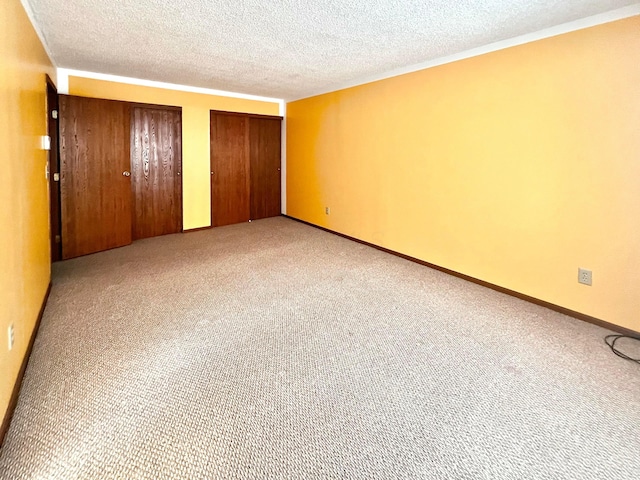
xmin=56 ymin=68 xmax=284 ymax=105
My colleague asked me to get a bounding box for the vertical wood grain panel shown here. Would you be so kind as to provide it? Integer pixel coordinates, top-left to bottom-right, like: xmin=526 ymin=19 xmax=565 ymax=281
xmin=250 ymin=117 xmax=281 ymax=220
xmin=210 ymin=112 xmax=250 ymax=227
xmin=131 ymin=107 xmax=183 ymax=239
xmin=59 ymin=95 xmax=131 ymax=259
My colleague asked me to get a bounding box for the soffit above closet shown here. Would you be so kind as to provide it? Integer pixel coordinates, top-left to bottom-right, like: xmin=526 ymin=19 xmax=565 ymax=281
xmin=24 ymin=0 xmax=637 ymax=100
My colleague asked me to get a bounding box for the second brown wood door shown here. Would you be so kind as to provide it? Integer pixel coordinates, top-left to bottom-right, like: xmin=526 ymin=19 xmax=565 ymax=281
xmin=131 ymin=106 xmax=183 ymax=239
xmin=249 ymin=117 xmax=281 ymax=220
xmin=210 ymin=111 xmax=281 ymax=227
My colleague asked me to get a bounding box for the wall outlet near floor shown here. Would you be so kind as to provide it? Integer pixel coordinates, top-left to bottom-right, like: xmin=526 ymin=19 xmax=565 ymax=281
xmin=325 ymin=207 xmax=330 ymax=215
xmin=8 ymin=323 xmax=14 ymax=351
xmin=578 ymin=268 xmax=592 ymax=286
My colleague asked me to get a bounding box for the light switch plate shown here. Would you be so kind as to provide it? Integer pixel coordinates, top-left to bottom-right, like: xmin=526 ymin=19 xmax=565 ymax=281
xmin=8 ymin=323 xmax=14 ymax=351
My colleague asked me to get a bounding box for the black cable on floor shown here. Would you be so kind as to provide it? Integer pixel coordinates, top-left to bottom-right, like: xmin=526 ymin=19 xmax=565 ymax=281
xmin=604 ymin=335 xmax=640 ymax=364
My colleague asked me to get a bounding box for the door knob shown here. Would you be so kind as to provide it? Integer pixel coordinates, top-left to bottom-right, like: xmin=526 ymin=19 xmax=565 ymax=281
xmin=210 ymin=171 xmax=214 ymax=175
xmin=122 ymin=171 xmax=131 ymax=177
xmin=177 ymin=172 xmax=181 ymax=176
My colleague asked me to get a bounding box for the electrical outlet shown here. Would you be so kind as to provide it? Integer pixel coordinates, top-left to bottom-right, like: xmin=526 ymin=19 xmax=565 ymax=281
xmin=578 ymin=268 xmax=592 ymax=286
xmin=8 ymin=323 xmax=14 ymax=351
xmin=325 ymin=207 xmax=330 ymax=215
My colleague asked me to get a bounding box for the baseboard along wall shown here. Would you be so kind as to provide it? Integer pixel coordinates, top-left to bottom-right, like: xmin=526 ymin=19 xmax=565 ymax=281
xmin=0 ymin=283 xmax=52 ymax=447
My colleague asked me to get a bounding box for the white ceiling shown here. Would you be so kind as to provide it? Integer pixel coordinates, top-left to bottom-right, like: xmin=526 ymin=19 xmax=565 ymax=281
xmin=25 ymin=0 xmax=639 ymax=100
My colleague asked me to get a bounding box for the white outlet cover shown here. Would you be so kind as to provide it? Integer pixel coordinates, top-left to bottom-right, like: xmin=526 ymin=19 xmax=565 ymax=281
xmin=578 ymin=268 xmax=592 ymax=286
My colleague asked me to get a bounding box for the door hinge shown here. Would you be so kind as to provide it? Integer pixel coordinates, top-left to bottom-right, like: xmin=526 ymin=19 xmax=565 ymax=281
xmin=54 ymin=235 xmax=61 ymax=243
xmin=53 ymin=173 xmax=60 ymax=182
xmin=52 ymin=110 xmax=58 ymax=119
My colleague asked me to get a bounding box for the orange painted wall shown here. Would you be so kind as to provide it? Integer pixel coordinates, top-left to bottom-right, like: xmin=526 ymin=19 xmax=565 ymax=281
xmin=287 ymin=17 xmax=640 ymax=332
xmin=68 ymin=77 xmax=280 ymax=230
xmin=1 ymin=0 xmax=55 ymax=425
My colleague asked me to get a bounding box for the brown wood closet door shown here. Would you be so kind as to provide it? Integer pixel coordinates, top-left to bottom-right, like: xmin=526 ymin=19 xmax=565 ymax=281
xmin=59 ymin=95 xmax=131 ymax=259
xmin=249 ymin=117 xmax=281 ymax=220
xmin=210 ymin=112 xmax=250 ymax=227
xmin=131 ymin=107 xmax=183 ymax=240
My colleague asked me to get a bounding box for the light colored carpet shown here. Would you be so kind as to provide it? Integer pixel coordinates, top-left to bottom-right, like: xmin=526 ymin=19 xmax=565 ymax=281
xmin=1 ymin=217 xmax=638 ymax=479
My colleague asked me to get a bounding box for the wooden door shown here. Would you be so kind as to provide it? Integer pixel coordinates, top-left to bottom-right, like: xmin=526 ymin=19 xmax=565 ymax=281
xmin=131 ymin=106 xmax=183 ymax=240
xmin=210 ymin=112 xmax=250 ymax=227
xmin=59 ymin=95 xmax=131 ymax=259
xmin=46 ymin=77 xmax=62 ymax=262
xmin=249 ymin=117 xmax=281 ymax=220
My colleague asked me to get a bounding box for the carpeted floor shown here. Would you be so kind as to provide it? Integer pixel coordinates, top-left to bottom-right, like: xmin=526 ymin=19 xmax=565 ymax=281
xmin=1 ymin=217 xmax=639 ymax=479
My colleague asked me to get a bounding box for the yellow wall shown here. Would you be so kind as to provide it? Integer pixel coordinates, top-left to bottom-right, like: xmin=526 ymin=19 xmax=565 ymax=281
xmin=1 ymin=0 xmax=55 ymax=425
xmin=287 ymin=17 xmax=640 ymax=332
xmin=69 ymin=77 xmax=280 ymax=229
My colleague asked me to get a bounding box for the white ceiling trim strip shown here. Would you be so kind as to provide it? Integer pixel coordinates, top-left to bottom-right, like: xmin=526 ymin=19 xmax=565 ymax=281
xmin=20 ymin=0 xmax=56 ymax=69
xmin=288 ymin=3 xmax=640 ymax=102
xmin=56 ymin=68 xmax=284 ymax=105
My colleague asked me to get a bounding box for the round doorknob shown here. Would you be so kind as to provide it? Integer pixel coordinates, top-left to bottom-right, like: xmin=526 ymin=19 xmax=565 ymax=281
xmin=122 ymin=171 xmax=131 ymax=177
xmin=210 ymin=171 xmax=214 ymax=175
xmin=177 ymin=172 xmax=181 ymax=176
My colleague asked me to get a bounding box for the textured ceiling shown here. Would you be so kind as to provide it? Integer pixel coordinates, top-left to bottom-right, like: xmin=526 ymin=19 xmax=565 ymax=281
xmin=25 ymin=0 xmax=638 ymax=100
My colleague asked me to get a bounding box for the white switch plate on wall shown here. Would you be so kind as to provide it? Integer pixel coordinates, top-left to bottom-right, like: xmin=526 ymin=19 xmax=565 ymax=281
xmin=8 ymin=323 xmax=14 ymax=351
xmin=41 ymin=135 xmax=51 ymax=151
